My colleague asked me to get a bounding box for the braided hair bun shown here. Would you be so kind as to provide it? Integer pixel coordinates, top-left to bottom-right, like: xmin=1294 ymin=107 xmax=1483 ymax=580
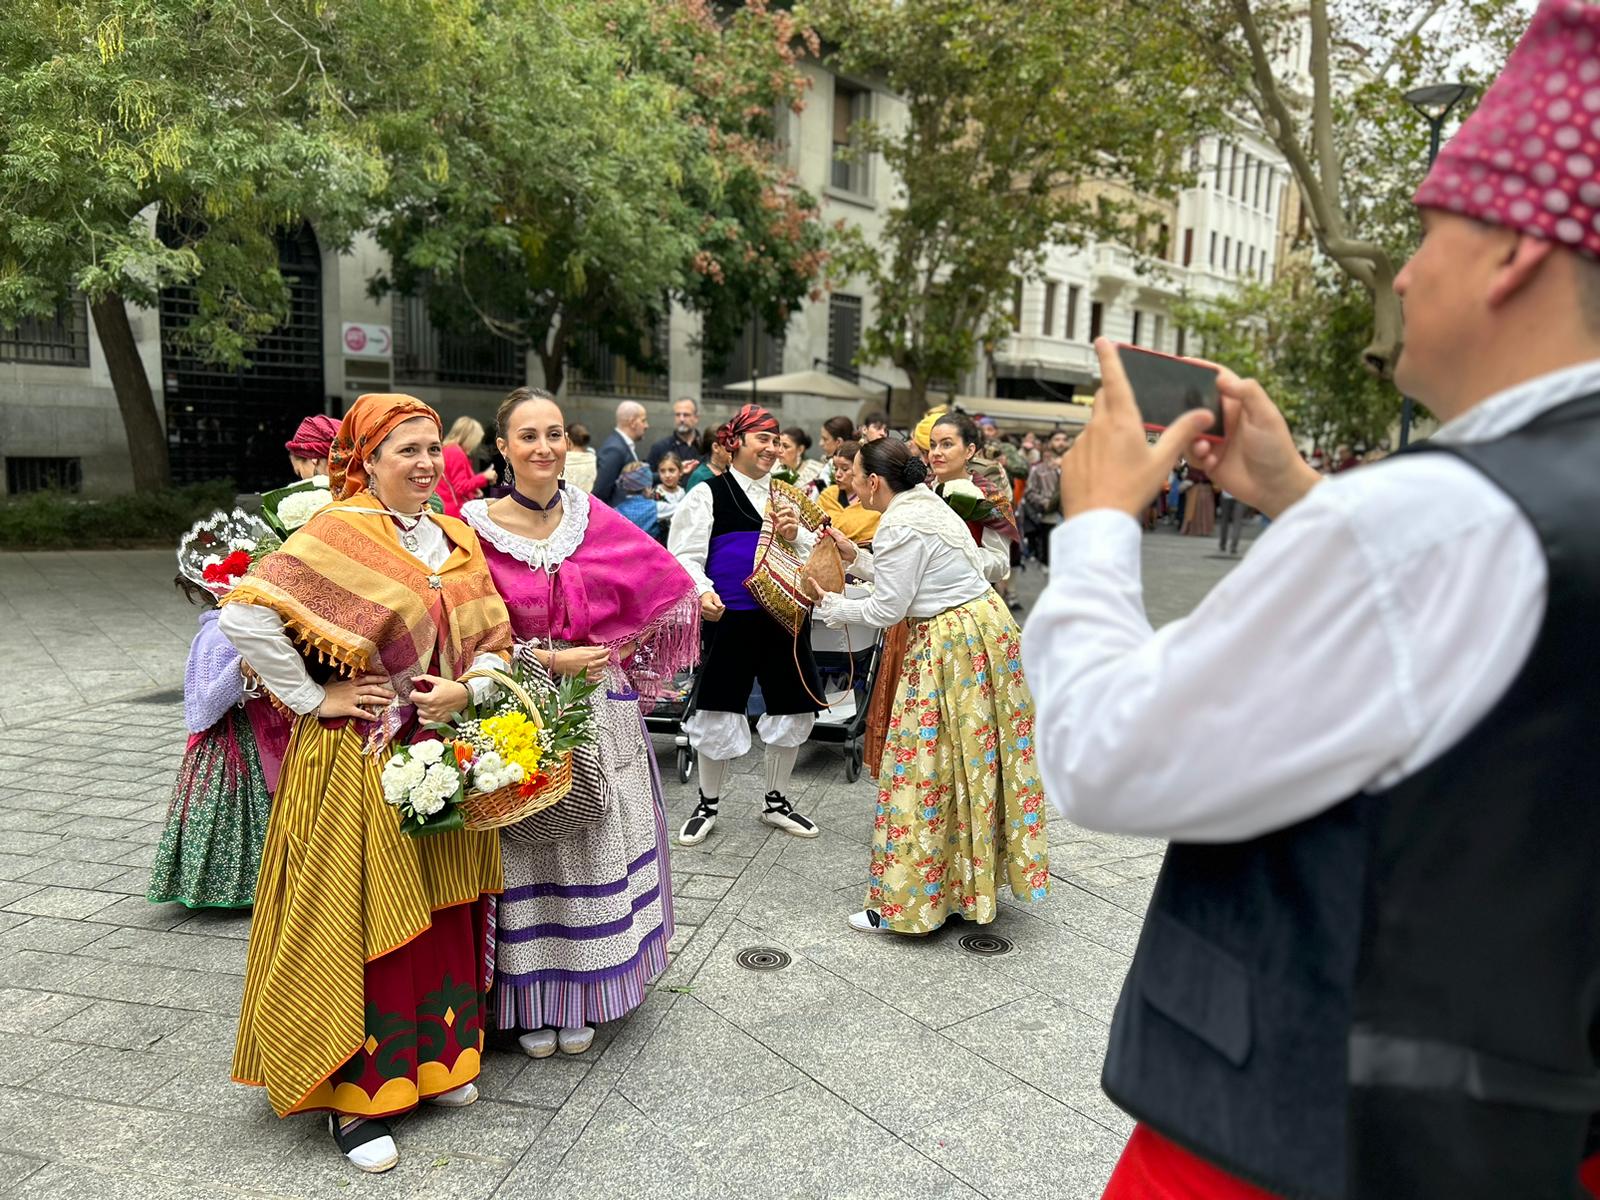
xmin=858 ymin=434 xmax=931 ymax=494
xmin=899 ymin=457 xmax=930 ymax=487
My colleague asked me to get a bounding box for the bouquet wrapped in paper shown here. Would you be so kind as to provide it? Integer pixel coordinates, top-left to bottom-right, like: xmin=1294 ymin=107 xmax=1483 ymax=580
xmin=259 ymin=476 xmax=334 ymax=539
xmin=939 ymin=478 xmax=997 ymax=524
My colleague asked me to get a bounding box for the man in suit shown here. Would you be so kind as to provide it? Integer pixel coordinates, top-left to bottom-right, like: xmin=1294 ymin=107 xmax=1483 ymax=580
xmin=594 ymin=400 xmax=649 ymax=504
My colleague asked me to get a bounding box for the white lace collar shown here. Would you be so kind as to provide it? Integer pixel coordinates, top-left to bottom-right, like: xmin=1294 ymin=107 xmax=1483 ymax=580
xmin=461 ymin=487 xmax=590 ymax=572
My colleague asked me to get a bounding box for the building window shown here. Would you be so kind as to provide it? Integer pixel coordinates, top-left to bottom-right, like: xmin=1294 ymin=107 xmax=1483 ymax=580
xmin=1130 ymin=310 xmax=1143 ymax=346
xmin=1247 ymin=246 xmax=1256 ymax=276
xmin=1042 ymin=282 xmax=1058 ymax=337
xmin=1254 ymin=162 xmax=1266 ymax=208
xmin=1228 ymin=146 xmax=1238 ymax=197
xmin=1065 ymin=285 xmax=1081 ymax=342
xmin=1153 ymin=315 xmax=1166 ymax=352
xmin=828 ymin=293 xmax=863 ymax=381
xmin=1209 ymin=231 xmax=1218 ymax=267
xmin=393 ymin=291 xmax=523 ymax=389
xmin=1214 ymin=142 xmax=1225 ymax=190
xmin=568 ymin=313 xmax=669 ymax=399
xmin=1236 ymin=241 xmax=1245 ymax=273
xmin=1175 ymin=327 xmax=1187 ymax=357
xmin=5 ymin=456 xmax=82 ymax=495
xmin=1183 ymin=228 xmax=1194 ymax=268
xmin=1089 ymin=301 xmax=1104 ymax=341
xmin=0 ymin=296 xmax=91 ymax=367
xmin=831 ymin=83 xmax=870 ymax=194
xmin=704 ymin=314 xmax=785 ymax=401
xmin=1222 ymin=236 xmax=1232 ymax=273
xmin=1011 ymin=279 xmax=1024 ymax=330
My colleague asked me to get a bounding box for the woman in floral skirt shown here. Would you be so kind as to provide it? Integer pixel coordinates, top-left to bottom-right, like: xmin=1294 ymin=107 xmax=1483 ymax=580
xmin=148 ymin=512 xmax=291 ymax=909
xmin=810 ymin=437 xmax=1049 ymax=935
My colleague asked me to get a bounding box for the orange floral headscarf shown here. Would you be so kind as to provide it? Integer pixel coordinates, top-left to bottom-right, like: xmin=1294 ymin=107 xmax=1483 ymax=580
xmin=328 ymin=393 xmax=443 ymax=500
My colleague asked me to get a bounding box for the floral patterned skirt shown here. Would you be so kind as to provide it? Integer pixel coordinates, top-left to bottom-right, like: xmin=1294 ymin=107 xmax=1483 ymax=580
xmin=867 ymin=590 xmax=1049 ymax=934
xmin=148 ymin=708 xmax=271 ymax=910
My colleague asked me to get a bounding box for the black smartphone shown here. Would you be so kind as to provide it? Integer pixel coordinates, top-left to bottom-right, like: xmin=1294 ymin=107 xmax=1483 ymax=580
xmin=1115 ymin=344 xmax=1224 ymax=439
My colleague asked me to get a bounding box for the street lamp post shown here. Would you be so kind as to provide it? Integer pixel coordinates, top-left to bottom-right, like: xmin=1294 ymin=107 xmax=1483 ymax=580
xmin=1397 ymin=82 xmax=1478 ymax=449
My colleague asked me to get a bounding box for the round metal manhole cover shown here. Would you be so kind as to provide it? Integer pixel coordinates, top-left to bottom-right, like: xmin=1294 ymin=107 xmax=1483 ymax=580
xmin=734 ymin=946 xmax=792 ymax=971
xmin=958 ymin=932 xmax=1015 ymax=957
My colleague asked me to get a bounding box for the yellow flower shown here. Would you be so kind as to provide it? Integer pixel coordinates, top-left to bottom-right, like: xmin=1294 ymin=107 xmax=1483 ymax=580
xmin=480 ymin=712 xmax=543 ymax=778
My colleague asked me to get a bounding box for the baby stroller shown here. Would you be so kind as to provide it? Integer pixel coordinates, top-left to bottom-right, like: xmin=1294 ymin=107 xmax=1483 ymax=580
xmin=652 ymin=585 xmax=886 ymax=785
xmin=643 ymin=665 xmax=699 ymax=785
xmin=808 ymin=589 xmax=885 ymax=783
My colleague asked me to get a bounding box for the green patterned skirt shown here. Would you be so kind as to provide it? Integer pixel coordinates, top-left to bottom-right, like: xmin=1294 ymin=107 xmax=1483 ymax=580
xmin=148 ymin=708 xmax=272 ymax=909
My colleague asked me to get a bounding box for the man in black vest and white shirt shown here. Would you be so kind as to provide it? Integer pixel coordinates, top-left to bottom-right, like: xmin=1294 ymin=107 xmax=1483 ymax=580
xmin=1023 ymin=2 xmax=1600 ymax=1196
xmin=668 ymin=403 xmax=825 ymax=846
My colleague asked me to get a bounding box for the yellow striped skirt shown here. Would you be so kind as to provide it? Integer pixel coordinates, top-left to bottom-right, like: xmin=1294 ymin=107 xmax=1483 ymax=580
xmin=232 ymin=717 xmax=502 ymax=1117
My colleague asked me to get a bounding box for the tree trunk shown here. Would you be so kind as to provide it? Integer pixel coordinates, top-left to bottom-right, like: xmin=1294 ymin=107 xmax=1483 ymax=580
xmin=889 ymin=370 xmax=930 ymax=430
xmin=90 ymin=292 xmax=169 ymax=492
xmin=540 ymin=316 xmax=568 ymax=396
xmin=1361 ymin=271 xmax=1403 ymax=382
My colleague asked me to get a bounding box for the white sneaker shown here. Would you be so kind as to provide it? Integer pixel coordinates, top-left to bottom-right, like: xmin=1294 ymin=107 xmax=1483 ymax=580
xmin=518 ymin=1029 xmax=557 ymax=1059
xmin=678 ymin=795 xmax=719 ymax=846
xmin=329 ymin=1115 xmax=398 ymax=1173
xmin=426 ymin=1081 xmax=478 ymax=1107
xmin=557 ymin=1026 xmax=595 ymax=1055
xmin=760 ymin=792 xmax=820 ymax=838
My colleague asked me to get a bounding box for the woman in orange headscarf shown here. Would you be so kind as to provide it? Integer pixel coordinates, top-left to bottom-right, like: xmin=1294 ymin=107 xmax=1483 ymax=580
xmin=218 ymin=394 xmax=513 ymax=1174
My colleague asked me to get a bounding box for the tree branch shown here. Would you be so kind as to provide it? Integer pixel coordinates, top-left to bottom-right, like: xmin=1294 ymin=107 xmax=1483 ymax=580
xmin=1373 ymin=0 xmax=1449 ymax=82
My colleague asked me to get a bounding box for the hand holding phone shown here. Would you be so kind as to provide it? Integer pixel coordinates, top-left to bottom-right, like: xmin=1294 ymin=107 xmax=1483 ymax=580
xmin=1114 ymin=344 xmax=1224 ymax=440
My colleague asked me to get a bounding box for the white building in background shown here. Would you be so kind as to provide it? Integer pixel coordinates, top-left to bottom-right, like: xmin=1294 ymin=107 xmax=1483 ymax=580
xmin=0 ymin=44 xmax=1300 ymax=496
xmin=994 ymin=125 xmax=1291 ymax=401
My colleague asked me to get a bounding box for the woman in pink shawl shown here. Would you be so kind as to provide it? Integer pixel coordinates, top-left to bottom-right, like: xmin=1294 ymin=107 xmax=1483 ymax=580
xmin=463 ymin=387 xmax=700 ymax=1058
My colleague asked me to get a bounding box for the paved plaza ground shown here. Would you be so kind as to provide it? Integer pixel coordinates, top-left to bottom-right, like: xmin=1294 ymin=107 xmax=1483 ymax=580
xmin=0 ymin=526 xmax=1248 ymax=1199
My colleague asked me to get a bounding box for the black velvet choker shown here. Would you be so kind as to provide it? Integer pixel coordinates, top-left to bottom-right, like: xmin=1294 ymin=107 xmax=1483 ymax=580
xmin=508 ymin=486 xmax=562 ymax=513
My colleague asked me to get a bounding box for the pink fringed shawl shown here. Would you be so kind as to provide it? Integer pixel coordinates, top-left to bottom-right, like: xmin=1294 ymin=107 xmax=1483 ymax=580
xmin=463 ymin=491 xmax=700 ymax=705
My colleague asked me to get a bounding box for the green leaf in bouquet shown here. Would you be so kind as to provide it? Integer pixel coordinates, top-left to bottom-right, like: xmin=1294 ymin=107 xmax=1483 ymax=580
xmin=403 ymin=806 xmax=466 ymax=838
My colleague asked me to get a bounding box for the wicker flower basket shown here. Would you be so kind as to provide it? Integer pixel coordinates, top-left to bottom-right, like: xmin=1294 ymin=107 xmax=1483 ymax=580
xmin=461 ymin=750 xmax=573 ymax=831
xmin=456 ymin=667 xmax=576 ymax=832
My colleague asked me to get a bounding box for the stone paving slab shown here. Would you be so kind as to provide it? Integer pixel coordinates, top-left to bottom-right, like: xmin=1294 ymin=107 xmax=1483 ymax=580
xmin=0 ymin=530 xmax=1243 ymax=1198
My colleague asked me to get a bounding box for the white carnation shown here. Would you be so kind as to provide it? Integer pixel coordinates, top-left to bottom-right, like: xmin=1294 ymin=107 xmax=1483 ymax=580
xmin=277 ymin=488 xmax=332 ymax=530
xmin=412 ymin=740 xmax=446 ymax=765
xmin=414 ymin=791 xmax=446 ymax=816
xmin=943 ymin=479 xmax=983 ymax=501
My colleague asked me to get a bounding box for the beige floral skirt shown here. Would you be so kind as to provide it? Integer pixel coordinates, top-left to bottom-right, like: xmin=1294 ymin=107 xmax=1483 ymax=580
xmin=866 ymin=591 xmax=1049 ymax=934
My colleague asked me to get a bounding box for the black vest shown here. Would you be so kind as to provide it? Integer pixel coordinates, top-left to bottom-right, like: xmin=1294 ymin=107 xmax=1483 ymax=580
xmin=1101 ymin=393 xmax=1600 ymax=1199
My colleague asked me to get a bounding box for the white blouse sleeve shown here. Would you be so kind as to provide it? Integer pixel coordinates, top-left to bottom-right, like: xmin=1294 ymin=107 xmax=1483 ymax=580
xmin=847 ymin=548 xmax=876 ymax=582
xmin=815 ymin=530 xmax=928 ymax=630
xmin=218 ymin=603 xmax=326 ymax=716
xmin=978 ymin=527 xmax=1012 ymax=582
xmin=666 ymin=483 xmax=716 ymax=595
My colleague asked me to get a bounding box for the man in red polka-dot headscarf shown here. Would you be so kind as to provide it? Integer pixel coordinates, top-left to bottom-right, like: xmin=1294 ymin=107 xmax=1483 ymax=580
xmin=1015 ymin=2 xmax=1600 ymax=1197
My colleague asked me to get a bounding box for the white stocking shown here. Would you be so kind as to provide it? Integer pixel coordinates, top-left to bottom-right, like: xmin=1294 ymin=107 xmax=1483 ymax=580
xmin=697 ymin=754 xmax=729 ymax=801
xmin=763 ymin=743 xmax=799 ymax=797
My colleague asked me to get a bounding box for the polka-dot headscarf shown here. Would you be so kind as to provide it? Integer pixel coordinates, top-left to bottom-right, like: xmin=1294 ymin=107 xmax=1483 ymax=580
xmin=1414 ymin=0 xmax=1600 ymax=261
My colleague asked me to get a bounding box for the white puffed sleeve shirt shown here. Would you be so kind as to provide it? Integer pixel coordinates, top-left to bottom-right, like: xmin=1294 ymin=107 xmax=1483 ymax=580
xmin=1020 ymin=359 xmax=1600 ymax=844
xmin=816 ymin=525 xmax=991 ymax=630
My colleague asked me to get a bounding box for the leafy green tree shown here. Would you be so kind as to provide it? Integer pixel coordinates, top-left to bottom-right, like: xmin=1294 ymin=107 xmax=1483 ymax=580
xmin=1178 ymin=0 xmax=1525 ymax=379
xmin=372 ymin=0 xmax=829 ymax=396
xmin=1174 ymin=260 xmax=1400 ymax=450
xmin=802 ymin=0 xmax=1229 ymax=422
xmin=0 ymin=0 xmax=443 ymax=490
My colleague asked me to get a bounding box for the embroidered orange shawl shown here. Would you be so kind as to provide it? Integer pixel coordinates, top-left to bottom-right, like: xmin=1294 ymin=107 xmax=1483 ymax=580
xmin=221 ymin=493 xmax=512 ymax=746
